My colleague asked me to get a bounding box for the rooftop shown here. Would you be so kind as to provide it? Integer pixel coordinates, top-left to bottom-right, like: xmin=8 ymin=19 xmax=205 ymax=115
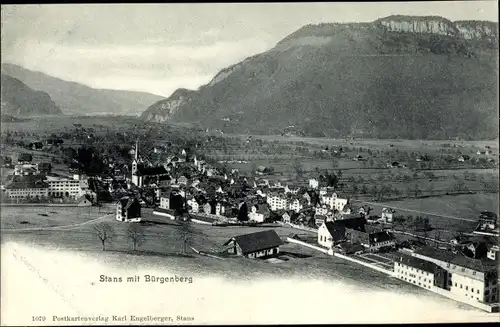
xmin=224 ymin=230 xmax=283 ymax=255
xmin=414 ymin=246 xmax=498 ymax=273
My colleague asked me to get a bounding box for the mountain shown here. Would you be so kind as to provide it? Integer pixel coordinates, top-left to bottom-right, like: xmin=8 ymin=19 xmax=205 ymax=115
xmin=1 ymin=64 xmax=164 ymax=116
xmin=141 ymin=15 xmax=499 ymax=140
xmin=1 ymin=74 xmax=62 ymax=117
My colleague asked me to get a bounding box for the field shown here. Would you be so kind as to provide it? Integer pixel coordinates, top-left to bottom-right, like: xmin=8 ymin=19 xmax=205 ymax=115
xmin=0 ymin=207 xmax=391 ymax=287
xmin=0 ymin=205 xmax=112 ymax=229
xmin=228 ymin=134 xmax=499 ymax=153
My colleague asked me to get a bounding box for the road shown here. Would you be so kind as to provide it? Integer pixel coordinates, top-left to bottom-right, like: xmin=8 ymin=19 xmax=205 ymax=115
xmin=352 ymin=199 xmax=477 ymax=223
xmin=0 ymin=213 xmax=114 ymax=232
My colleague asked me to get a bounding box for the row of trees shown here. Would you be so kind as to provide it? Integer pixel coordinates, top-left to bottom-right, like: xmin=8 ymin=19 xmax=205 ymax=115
xmin=93 ymin=221 xmax=193 ymax=253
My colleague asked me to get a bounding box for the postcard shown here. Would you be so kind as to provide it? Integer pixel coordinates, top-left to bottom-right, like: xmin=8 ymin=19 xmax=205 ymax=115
xmin=1 ymin=2 xmax=499 ymax=325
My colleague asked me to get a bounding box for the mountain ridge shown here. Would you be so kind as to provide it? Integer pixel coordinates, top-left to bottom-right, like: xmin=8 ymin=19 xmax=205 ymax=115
xmin=141 ymin=15 xmax=499 ymax=140
xmin=1 ymin=63 xmax=164 ymax=116
xmin=1 ymin=74 xmax=62 ymax=117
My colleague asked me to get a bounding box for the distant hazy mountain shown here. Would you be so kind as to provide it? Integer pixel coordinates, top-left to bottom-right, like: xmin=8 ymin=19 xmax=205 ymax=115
xmin=1 ymin=73 xmax=62 ymax=117
xmin=1 ymin=63 xmax=164 ymax=116
xmin=141 ymin=15 xmax=499 ymax=140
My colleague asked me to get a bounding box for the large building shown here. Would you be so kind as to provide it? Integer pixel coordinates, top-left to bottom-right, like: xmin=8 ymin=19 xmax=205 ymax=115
xmin=406 ymin=247 xmax=499 ymax=304
xmin=4 ymin=175 xmax=49 ymax=199
xmin=131 ymin=140 xmax=169 ymax=187
xmin=45 ymin=175 xmax=88 ymax=198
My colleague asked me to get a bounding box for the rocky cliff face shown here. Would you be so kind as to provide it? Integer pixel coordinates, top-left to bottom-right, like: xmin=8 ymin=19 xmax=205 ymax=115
xmin=376 ymin=15 xmax=498 ymax=43
xmin=141 ymin=88 xmax=194 ymax=122
xmin=455 ymin=21 xmax=498 ymax=42
xmin=141 ymin=15 xmax=499 ymax=140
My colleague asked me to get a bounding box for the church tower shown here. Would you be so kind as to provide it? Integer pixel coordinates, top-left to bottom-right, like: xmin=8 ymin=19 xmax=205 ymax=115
xmin=131 ymin=139 xmax=140 ymax=186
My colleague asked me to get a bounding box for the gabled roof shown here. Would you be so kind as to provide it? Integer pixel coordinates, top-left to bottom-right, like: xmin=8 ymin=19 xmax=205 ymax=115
xmin=224 ymin=230 xmax=283 ymax=254
xmin=369 ymin=231 xmax=395 ymax=244
xmin=118 ymin=197 xmax=140 ymax=210
xmin=324 ymin=221 xmax=346 ymax=241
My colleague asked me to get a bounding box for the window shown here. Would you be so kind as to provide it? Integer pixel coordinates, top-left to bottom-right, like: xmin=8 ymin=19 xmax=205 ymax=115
xmin=455 ymin=283 xmax=457 ymax=287
xmin=494 ymin=280 xmax=498 ymax=286
xmin=477 ymin=290 xmax=480 ymax=294
xmin=493 ymin=288 xmax=497 ymax=293
xmin=466 ymin=286 xmax=468 ymax=291
xmin=460 ymin=284 xmax=463 ymax=289
xmin=485 ymin=290 xmax=489 ymax=295
xmin=472 ymin=288 xmax=474 ymax=292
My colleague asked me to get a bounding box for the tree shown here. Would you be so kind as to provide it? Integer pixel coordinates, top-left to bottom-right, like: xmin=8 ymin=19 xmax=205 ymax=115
xmin=293 ymin=161 xmax=304 ymax=179
xmin=94 ymin=223 xmax=115 ymax=251
xmin=237 ymin=202 xmax=249 ymax=221
xmin=127 ymin=223 xmax=146 ymax=251
xmin=177 ymin=221 xmax=192 ymax=254
xmin=336 ymin=170 xmax=343 ymax=181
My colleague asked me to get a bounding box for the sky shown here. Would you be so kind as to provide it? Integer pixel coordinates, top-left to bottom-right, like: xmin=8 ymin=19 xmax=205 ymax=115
xmin=1 ymin=2 xmax=498 ymax=97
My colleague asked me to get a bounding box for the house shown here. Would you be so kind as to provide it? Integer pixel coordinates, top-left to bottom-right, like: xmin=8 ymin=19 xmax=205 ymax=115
xmin=77 ymin=194 xmax=93 ymax=207
xmin=222 ymin=230 xmax=283 ymax=259
xmin=249 ymin=204 xmax=271 ymax=223
xmin=334 ymin=242 xmax=365 ymax=255
xmin=388 ymin=161 xmax=400 ymax=168
xmin=187 ymin=197 xmax=199 ymax=213
xmin=354 ymin=155 xmax=365 ymax=161
xmin=314 ymin=214 xmax=327 ymax=227
xmin=202 ymin=202 xmax=211 ymax=214
xmin=381 ymin=208 xmax=395 ymax=223
xmin=116 ymin=197 xmax=141 ymax=222
xmin=462 ymin=242 xmax=488 ymax=259
xmin=473 ymin=211 xmax=499 ymax=237
xmin=302 ymin=192 xmax=312 ymax=205
xmin=317 ymin=221 xmax=347 ymax=248
xmin=476 ymin=150 xmax=486 ymax=155
xmin=416 ymin=155 xmax=430 ymax=162
xmin=1 ymin=156 xmax=12 ymax=168
xmin=266 ymin=193 xmax=288 ymax=211
xmin=14 ymin=164 xmax=38 ymax=176
xmin=177 ymin=176 xmax=188 ymax=185
xmin=334 ymin=197 xmax=349 ymax=212
xmin=458 ymin=155 xmax=471 ymax=162
xmin=282 ymin=212 xmax=291 ymax=224
xmin=315 ymin=203 xmax=328 ymax=215
xmin=29 ymin=141 xmax=44 ymax=150
xmin=309 ymin=178 xmax=319 ymax=189
xmin=17 ymin=153 xmax=33 ymax=164
xmin=288 ymin=198 xmax=304 ymax=213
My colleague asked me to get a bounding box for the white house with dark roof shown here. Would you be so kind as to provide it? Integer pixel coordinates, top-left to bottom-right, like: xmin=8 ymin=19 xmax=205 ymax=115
xmin=116 ymin=197 xmax=141 ymax=222
xmin=249 ymin=204 xmax=270 ymax=223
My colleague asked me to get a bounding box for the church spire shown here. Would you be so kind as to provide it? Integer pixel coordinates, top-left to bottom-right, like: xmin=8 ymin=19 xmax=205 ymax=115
xmin=135 ymin=138 xmax=139 ymax=161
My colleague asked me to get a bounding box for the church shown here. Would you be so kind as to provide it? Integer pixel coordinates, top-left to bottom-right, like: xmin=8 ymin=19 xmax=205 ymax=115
xmin=131 ymin=140 xmax=169 ymax=188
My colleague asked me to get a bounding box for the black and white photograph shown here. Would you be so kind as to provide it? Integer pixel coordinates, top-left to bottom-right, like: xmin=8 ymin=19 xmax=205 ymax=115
xmin=1 ymin=2 xmax=499 ymax=325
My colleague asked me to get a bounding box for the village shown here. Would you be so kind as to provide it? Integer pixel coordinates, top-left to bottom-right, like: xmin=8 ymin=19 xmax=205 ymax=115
xmin=0 ymin=126 xmax=499 ymax=314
